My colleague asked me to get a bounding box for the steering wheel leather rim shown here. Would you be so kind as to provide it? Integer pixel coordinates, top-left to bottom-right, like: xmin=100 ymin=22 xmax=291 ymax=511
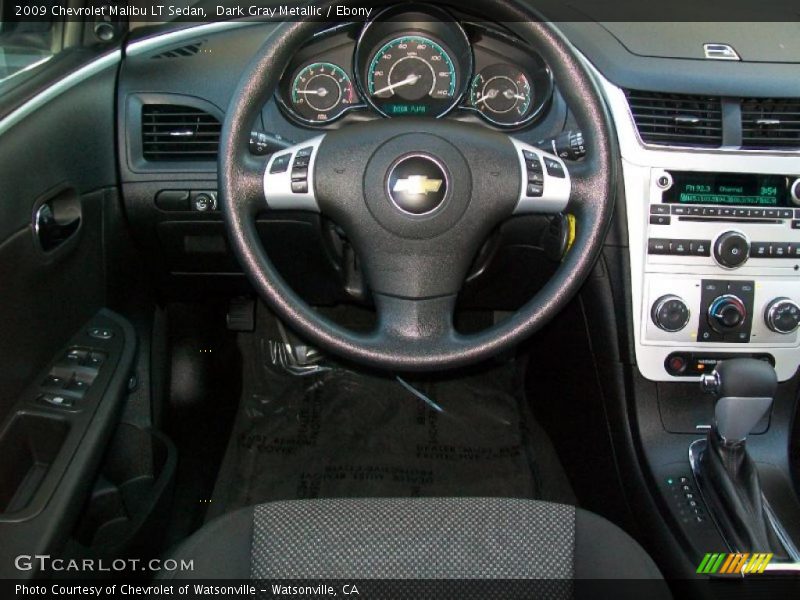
xmin=219 ymin=1 xmax=617 ymax=372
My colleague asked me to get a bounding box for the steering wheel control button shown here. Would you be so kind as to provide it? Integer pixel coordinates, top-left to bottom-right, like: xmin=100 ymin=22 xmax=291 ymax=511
xmin=264 ymin=136 xmax=324 ymax=211
xmin=269 ymin=154 xmax=291 ymax=174
xmin=651 ymin=295 xmax=691 ymax=333
xmin=386 ymin=155 xmax=448 ymax=215
xmin=765 ymin=298 xmax=800 ymax=334
xmin=544 ymin=157 xmax=565 ymax=178
xmin=511 ymin=140 xmax=570 ymax=214
xmin=526 ymin=183 xmax=544 ymax=197
xmin=713 ymin=231 xmax=750 ymax=268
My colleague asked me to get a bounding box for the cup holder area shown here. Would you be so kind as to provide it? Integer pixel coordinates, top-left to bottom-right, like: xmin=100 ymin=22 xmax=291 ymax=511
xmin=0 ymin=414 xmax=69 ymax=514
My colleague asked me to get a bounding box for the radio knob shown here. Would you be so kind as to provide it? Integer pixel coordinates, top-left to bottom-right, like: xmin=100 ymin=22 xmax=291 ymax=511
xmin=791 ymin=179 xmax=800 ymax=206
xmin=765 ymin=298 xmax=800 ymax=334
xmin=708 ymin=294 xmax=747 ymax=333
xmin=713 ymin=231 xmax=750 ymax=269
xmin=652 ymin=295 xmax=691 ymax=332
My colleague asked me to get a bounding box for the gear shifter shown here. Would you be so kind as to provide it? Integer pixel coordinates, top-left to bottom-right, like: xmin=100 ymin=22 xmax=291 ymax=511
xmin=697 ymin=358 xmax=786 ymax=556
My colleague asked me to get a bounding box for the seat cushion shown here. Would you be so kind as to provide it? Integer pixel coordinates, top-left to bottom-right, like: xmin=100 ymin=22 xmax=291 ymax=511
xmin=160 ymin=497 xmax=663 ymax=580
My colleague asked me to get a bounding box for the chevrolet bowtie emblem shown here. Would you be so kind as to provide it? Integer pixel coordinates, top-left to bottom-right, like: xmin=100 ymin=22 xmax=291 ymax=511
xmin=392 ymin=175 xmax=443 ymax=196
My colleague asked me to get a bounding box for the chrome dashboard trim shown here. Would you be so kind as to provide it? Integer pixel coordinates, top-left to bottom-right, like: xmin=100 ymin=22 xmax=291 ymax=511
xmin=126 ymin=21 xmax=267 ymax=57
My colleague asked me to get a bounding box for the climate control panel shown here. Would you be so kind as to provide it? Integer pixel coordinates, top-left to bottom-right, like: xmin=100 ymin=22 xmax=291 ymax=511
xmin=643 ymin=275 xmax=800 ymax=379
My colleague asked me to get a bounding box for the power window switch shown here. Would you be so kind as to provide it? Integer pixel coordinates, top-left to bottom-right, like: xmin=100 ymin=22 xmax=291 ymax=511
xmin=87 ymin=352 xmax=106 ymax=367
xmin=38 ymin=393 xmax=74 ymax=409
xmin=88 ymin=327 xmax=113 ymax=340
xmin=65 ymin=378 xmax=90 ymax=396
xmin=65 ymin=349 xmax=89 ymax=364
xmin=42 ymin=374 xmax=68 ymax=389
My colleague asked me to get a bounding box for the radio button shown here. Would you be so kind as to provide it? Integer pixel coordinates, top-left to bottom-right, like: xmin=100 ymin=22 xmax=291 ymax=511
xmin=750 ymin=242 xmax=770 ymax=257
xmin=673 ymin=241 xmax=689 ymax=255
xmin=750 ymin=209 xmax=765 ymax=218
xmin=671 ymin=205 xmax=688 ymax=215
xmin=689 ymin=207 xmax=703 ymax=216
xmin=773 ymin=243 xmax=789 ymax=257
xmin=792 ymin=220 xmax=800 ymax=229
xmin=703 ymin=207 xmax=719 ymax=216
xmin=765 ymin=209 xmax=779 ymax=218
xmin=714 ymin=231 xmax=750 ymax=268
xmin=648 ymin=239 xmax=670 ymax=254
xmin=650 ymin=215 xmax=671 ymax=225
xmin=650 ymin=205 xmax=670 ymax=215
xmin=735 ymin=209 xmax=750 ymax=218
xmin=720 ymin=207 xmax=735 ymax=217
xmin=691 ymin=240 xmax=711 ymax=256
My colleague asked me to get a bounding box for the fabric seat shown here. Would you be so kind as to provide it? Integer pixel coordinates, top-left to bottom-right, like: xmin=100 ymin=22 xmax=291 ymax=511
xmin=161 ymin=497 xmax=664 ymax=581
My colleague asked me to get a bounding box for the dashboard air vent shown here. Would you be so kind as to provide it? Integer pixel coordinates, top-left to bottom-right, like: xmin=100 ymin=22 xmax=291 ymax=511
xmin=625 ymin=90 xmax=723 ymax=148
xmin=150 ymin=41 xmax=204 ymax=59
xmin=141 ymin=105 xmax=220 ymax=161
xmin=741 ymin=98 xmax=800 ymax=150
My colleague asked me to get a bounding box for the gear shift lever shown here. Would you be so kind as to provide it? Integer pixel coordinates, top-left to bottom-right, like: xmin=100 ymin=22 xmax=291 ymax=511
xmin=702 ymin=358 xmax=775 ymax=445
xmin=697 ymin=358 xmax=786 ymax=556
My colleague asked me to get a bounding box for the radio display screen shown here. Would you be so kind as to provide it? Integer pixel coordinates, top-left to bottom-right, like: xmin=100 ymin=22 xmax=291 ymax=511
xmin=663 ymin=172 xmax=788 ymax=206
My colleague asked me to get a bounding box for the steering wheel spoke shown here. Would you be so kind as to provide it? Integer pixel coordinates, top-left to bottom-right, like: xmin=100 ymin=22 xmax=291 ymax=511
xmin=263 ymin=135 xmax=325 ymax=212
xmin=374 ymin=294 xmax=459 ymax=347
xmin=508 ymin=138 xmax=571 ymax=215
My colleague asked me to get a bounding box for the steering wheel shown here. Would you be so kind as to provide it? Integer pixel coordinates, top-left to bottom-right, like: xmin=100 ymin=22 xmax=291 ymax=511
xmin=219 ymin=0 xmax=616 ymax=372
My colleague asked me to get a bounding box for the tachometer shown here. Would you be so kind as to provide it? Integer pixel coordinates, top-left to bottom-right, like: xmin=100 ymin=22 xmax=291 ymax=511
xmin=366 ymin=35 xmax=458 ymax=117
xmin=469 ymin=64 xmax=534 ymax=127
xmin=289 ymin=62 xmax=357 ymax=124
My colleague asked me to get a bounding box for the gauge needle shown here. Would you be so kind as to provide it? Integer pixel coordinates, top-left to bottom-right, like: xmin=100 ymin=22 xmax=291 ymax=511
xmin=297 ymin=88 xmax=329 ymax=97
xmin=372 ymin=74 xmax=421 ymax=96
xmin=474 ymin=89 xmax=499 ymax=105
xmin=502 ymin=90 xmax=526 ymax=100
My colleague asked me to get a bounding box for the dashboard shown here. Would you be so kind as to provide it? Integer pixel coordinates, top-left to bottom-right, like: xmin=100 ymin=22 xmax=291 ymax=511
xmin=119 ymin=10 xmax=800 ymax=383
xmin=276 ymin=5 xmax=553 ymax=129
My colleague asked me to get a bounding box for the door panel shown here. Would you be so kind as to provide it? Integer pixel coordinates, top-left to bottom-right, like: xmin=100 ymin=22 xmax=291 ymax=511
xmin=0 ymin=64 xmax=117 ymax=415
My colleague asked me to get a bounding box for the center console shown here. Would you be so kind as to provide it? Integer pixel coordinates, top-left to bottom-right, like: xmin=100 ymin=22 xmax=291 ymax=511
xmin=643 ymin=170 xmax=800 ymax=381
xmin=579 ymin=52 xmax=800 ymax=579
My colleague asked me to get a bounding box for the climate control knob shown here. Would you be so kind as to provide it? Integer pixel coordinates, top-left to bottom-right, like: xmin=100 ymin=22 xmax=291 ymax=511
xmin=765 ymin=298 xmax=800 ymax=334
xmin=651 ymin=295 xmax=691 ymax=332
xmin=708 ymin=294 xmax=747 ymax=333
xmin=713 ymin=231 xmax=750 ymax=269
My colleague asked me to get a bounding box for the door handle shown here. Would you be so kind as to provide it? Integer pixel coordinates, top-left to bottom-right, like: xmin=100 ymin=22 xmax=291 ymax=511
xmin=34 ymin=200 xmax=81 ymax=252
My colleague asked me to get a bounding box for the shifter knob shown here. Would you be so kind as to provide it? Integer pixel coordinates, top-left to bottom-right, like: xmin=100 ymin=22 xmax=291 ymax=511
xmin=702 ymin=358 xmax=777 ymax=444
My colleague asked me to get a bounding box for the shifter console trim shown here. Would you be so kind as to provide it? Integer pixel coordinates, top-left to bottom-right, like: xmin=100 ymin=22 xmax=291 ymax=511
xmin=689 ymin=439 xmax=800 ymax=562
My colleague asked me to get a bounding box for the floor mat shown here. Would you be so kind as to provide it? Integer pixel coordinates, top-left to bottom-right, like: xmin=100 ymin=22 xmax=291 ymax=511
xmin=207 ymin=321 xmax=574 ymax=520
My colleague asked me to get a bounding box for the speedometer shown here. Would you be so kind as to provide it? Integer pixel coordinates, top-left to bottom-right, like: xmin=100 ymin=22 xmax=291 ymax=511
xmin=366 ymin=35 xmax=458 ymax=117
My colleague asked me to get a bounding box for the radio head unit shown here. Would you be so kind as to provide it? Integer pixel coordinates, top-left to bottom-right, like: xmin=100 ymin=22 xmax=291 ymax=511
xmin=662 ymin=172 xmax=792 ymax=207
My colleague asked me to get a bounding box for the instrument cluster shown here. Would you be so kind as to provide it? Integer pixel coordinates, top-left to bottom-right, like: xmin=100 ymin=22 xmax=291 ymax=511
xmin=276 ymin=5 xmax=553 ymax=130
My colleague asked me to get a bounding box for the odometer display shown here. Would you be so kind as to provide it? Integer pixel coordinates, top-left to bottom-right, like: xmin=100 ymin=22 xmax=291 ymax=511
xmin=366 ymin=35 xmax=458 ymax=117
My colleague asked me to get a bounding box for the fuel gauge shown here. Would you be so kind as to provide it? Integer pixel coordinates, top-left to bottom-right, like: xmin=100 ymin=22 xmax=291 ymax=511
xmin=469 ymin=64 xmax=534 ymax=127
